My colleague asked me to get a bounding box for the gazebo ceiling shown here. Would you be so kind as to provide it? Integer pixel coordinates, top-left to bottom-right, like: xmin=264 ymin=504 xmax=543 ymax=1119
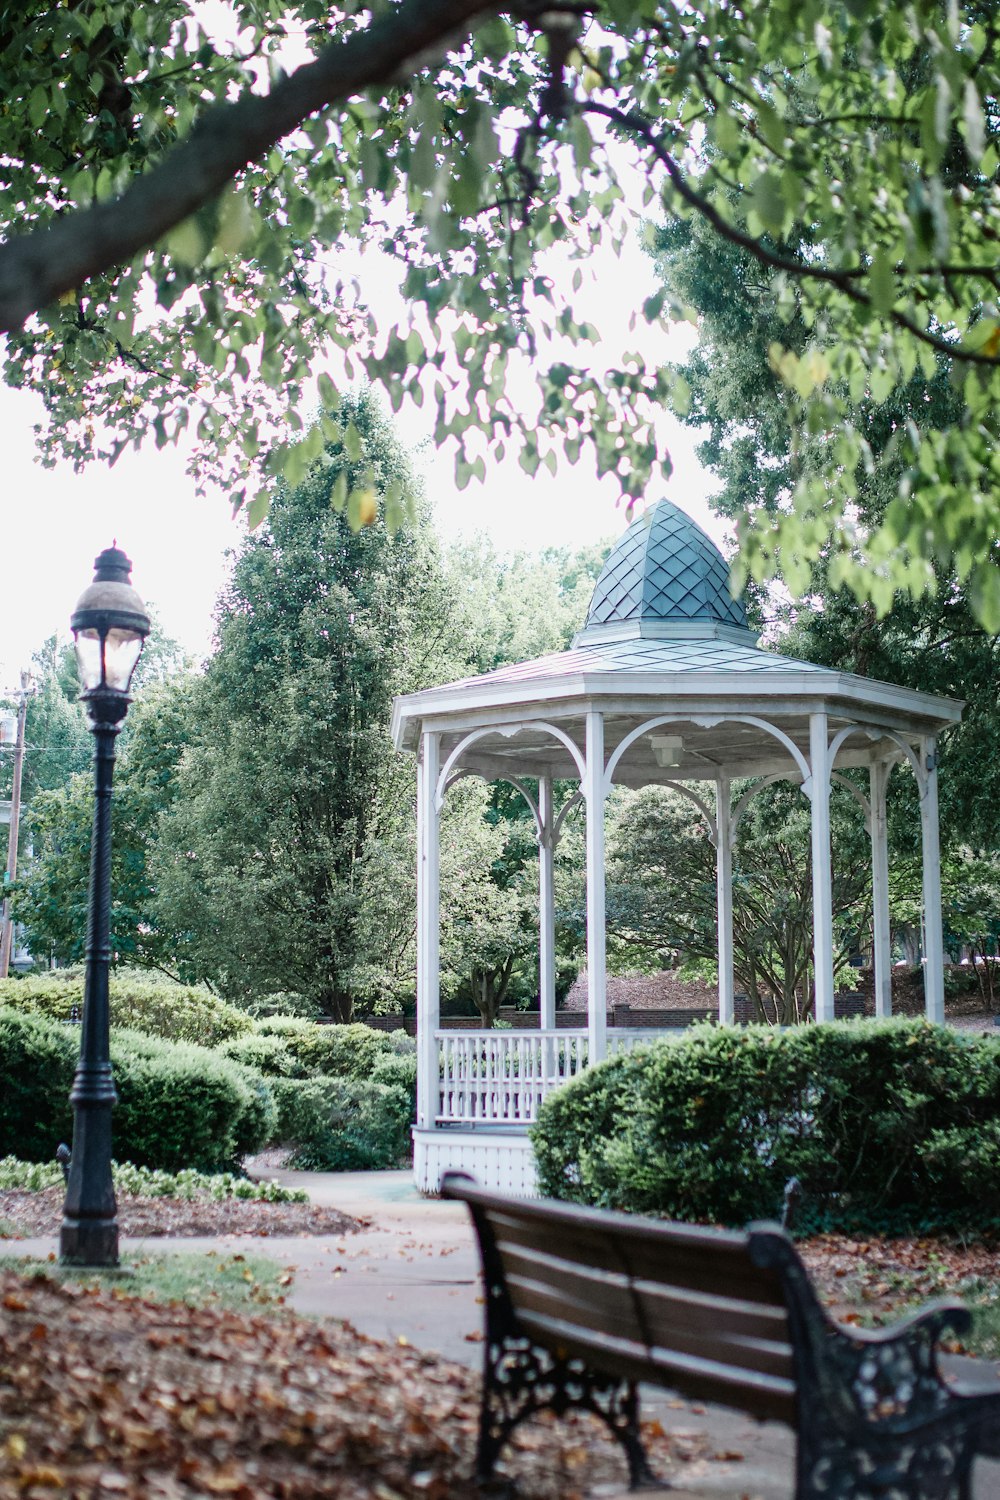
xmin=392 ymin=501 xmax=962 ymax=782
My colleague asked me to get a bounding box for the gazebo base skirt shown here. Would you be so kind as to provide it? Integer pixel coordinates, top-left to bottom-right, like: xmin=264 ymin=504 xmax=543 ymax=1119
xmin=413 ymin=1126 xmax=537 ymax=1197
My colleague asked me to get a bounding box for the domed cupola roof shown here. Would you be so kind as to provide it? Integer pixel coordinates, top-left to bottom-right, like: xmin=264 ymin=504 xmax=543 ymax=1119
xmin=575 ymin=500 xmax=754 ymax=645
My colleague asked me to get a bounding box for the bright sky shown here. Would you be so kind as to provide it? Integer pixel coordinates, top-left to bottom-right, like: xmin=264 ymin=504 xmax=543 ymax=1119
xmin=0 ymin=224 xmax=722 ymax=688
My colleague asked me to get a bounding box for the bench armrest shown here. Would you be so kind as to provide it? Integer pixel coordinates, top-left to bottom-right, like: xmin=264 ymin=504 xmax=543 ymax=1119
xmin=749 ymin=1226 xmax=979 ymax=1433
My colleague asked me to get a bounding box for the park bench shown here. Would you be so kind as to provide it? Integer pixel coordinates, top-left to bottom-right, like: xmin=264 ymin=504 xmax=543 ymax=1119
xmin=442 ymin=1172 xmax=1000 ymax=1497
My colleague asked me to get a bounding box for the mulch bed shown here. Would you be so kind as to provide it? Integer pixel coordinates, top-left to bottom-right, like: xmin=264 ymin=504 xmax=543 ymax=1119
xmin=0 ymin=1187 xmax=363 ymax=1241
xmin=800 ymin=1233 xmax=1000 ymax=1335
xmin=0 ymin=1269 xmax=699 ymax=1499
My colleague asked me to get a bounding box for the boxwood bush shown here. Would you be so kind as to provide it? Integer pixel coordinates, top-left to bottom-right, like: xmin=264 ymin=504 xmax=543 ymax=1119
xmin=253 ymin=1018 xmax=413 ymax=1080
xmin=254 ymin=1023 xmax=417 ymax=1169
xmin=272 ymin=1075 xmax=414 ymax=1171
xmin=0 ymin=975 xmax=252 ymax=1047
xmin=531 ymin=1020 xmax=1000 ymax=1235
xmin=0 ymin=1008 xmax=273 ymax=1172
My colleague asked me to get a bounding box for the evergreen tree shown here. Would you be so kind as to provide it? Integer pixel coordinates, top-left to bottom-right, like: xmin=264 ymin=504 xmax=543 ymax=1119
xmin=151 ymin=394 xmax=448 ymax=1017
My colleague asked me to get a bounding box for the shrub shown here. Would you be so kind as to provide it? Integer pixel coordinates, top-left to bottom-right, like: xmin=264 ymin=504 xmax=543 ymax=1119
xmin=0 ymin=1007 xmax=76 ymax=1160
xmin=240 ymin=991 xmax=321 ymax=1020
xmin=273 ymin=1073 xmax=414 ymax=1170
xmin=0 ymin=975 xmax=252 ymax=1047
xmin=0 ymin=1008 xmax=274 ymax=1171
xmin=254 ymin=1018 xmax=414 ymax=1080
xmin=531 ymin=1020 xmax=1000 ymax=1235
xmin=112 ymin=1029 xmax=275 ymax=1171
xmin=218 ymin=1033 xmax=303 ymax=1078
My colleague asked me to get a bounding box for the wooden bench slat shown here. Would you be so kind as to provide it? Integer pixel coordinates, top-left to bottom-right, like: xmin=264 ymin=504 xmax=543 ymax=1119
xmin=507 ymin=1269 xmax=795 ymax=1385
xmin=514 ymin=1307 xmax=798 ymax=1426
xmin=497 ymin=1242 xmax=791 ymax=1349
xmin=488 ymin=1210 xmax=785 ymax=1306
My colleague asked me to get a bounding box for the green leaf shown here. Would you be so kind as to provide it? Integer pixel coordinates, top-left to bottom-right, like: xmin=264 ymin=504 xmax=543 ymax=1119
xmin=317 ymin=373 xmax=339 ymax=411
xmin=330 ymin=470 xmax=348 ymax=512
xmin=751 ymin=172 xmax=786 ymax=235
xmin=343 ymin=420 xmax=363 ymax=461
xmin=216 ymin=190 xmax=255 ymax=254
xmin=247 ymin=491 xmax=270 ymax=529
xmin=962 ymin=79 xmax=986 ymax=163
xmin=970 ymin=564 xmax=1000 ymax=632
xmin=868 ymin=249 xmax=895 ymax=313
xmin=165 ymin=218 xmax=206 ymax=268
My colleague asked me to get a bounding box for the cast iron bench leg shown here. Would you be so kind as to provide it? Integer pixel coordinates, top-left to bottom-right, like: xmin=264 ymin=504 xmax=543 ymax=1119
xmin=477 ymin=1333 xmax=657 ymax=1488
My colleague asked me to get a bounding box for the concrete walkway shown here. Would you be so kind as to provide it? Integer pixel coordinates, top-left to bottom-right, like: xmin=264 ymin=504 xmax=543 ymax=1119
xmin=12 ymin=1169 xmax=1000 ymax=1499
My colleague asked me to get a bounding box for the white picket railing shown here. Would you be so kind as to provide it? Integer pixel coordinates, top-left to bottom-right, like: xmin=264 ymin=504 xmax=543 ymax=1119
xmin=606 ymin=1028 xmax=685 ymax=1055
xmin=435 ymin=1029 xmax=588 ymax=1125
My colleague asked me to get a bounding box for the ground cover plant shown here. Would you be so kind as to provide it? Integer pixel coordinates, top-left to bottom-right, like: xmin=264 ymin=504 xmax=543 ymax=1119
xmin=532 ymin=1020 xmax=1000 ymax=1235
xmin=0 ymin=1158 xmax=307 ymax=1202
xmin=0 ymin=1156 xmax=358 ymax=1241
xmin=0 ymin=1251 xmax=292 ymax=1315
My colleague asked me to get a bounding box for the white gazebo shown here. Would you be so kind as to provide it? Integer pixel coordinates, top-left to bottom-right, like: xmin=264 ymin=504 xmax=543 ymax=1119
xmin=391 ymin=501 xmax=963 ymax=1194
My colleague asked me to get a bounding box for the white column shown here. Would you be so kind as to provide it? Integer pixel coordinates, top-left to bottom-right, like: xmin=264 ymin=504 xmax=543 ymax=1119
xmin=919 ymin=736 xmax=945 ymax=1025
xmin=716 ymin=776 xmax=735 ymax=1025
xmin=584 ymin=711 xmax=607 ymax=1064
xmin=869 ymin=759 xmax=892 ymax=1019
xmin=809 ymin=712 xmax=836 ymax=1023
xmin=538 ymin=774 xmax=556 ymax=1031
xmin=415 ymin=731 xmax=441 ymax=1130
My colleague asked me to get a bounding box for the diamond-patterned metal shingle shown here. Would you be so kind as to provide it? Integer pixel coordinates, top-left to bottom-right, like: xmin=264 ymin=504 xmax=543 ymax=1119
xmin=586 ymin=501 xmax=748 ymax=631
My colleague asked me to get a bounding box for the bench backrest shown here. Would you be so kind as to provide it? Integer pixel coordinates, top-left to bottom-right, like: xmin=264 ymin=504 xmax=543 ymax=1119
xmin=443 ymin=1173 xmax=799 ymax=1427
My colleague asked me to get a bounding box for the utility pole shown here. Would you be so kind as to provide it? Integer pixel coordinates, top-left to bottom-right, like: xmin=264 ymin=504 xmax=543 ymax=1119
xmin=0 ymin=672 xmax=30 ymax=978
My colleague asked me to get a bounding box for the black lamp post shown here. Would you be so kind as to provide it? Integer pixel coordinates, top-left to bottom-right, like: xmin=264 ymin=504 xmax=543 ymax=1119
xmin=60 ymin=546 xmax=149 ymax=1267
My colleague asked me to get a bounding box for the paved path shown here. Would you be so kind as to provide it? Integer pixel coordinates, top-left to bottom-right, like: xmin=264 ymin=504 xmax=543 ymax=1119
xmin=12 ymin=1169 xmax=1000 ymax=1499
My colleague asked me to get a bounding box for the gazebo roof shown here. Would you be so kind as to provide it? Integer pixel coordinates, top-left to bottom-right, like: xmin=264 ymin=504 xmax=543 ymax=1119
xmin=392 ymin=501 xmax=962 ymax=783
xmin=581 ymin=500 xmax=751 ymax=640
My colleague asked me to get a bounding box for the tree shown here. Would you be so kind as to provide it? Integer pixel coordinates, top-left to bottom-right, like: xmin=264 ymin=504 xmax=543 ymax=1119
xmin=12 ymin=673 xmax=199 ymax=971
xmin=149 ymin=392 xmax=455 ymax=1016
xmin=2 ymin=3 xmax=999 ymax=614
xmin=605 ymin=782 xmax=873 ymax=1024
xmin=653 ymin=213 xmax=1000 ymax=851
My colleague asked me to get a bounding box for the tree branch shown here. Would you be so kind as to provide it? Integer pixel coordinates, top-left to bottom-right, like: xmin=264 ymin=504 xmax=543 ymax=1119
xmin=0 ymin=0 xmax=496 ymax=333
xmin=583 ymin=99 xmax=1000 ymax=368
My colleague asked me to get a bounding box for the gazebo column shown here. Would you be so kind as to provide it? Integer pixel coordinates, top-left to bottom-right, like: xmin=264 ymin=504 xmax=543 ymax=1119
xmin=584 ymin=710 xmax=607 ymax=1064
xmin=538 ymin=774 xmax=556 ymax=1031
xmin=415 ymin=730 xmax=441 ymax=1130
xmin=869 ymin=759 xmax=892 ymax=1019
xmin=715 ymin=775 xmax=735 ymax=1025
xmin=919 ymin=736 xmax=945 ymax=1025
xmin=809 ymin=712 xmax=836 ymax=1023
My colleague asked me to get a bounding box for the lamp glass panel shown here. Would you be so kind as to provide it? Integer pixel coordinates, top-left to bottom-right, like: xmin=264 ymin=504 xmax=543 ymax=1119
xmin=103 ymin=628 xmax=144 ymax=692
xmin=73 ymin=629 xmax=105 ymax=692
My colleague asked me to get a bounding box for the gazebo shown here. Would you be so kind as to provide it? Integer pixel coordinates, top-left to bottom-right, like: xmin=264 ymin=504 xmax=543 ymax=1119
xmin=391 ymin=501 xmax=963 ymax=1194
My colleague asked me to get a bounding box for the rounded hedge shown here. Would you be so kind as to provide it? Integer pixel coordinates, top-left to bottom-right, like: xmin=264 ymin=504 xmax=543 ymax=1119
xmin=0 ymin=1008 xmax=273 ymax=1171
xmin=0 ymin=975 xmax=253 ymax=1047
xmin=253 ymin=1019 xmax=413 ymax=1079
xmin=531 ymin=1020 xmax=1000 ymax=1235
xmin=272 ymin=1075 xmax=414 ymax=1171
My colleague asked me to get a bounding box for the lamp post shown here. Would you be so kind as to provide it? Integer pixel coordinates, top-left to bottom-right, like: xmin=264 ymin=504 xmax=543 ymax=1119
xmin=60 ymin=546 xmax=149 ymax=1267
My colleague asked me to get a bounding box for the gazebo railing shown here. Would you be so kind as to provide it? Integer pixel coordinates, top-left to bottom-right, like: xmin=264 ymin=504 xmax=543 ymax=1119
xmin=435 ymin=1028 xmax=588 ymax=1125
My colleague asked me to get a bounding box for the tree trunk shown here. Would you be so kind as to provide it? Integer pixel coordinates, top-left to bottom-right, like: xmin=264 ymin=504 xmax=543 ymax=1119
xmin=323 ymin=991 xmax=354 ymax=1023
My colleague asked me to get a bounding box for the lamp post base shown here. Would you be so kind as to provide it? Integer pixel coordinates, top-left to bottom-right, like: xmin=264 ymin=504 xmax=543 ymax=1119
xmin=59 ymin=1214 xmax=119 ymax=1267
